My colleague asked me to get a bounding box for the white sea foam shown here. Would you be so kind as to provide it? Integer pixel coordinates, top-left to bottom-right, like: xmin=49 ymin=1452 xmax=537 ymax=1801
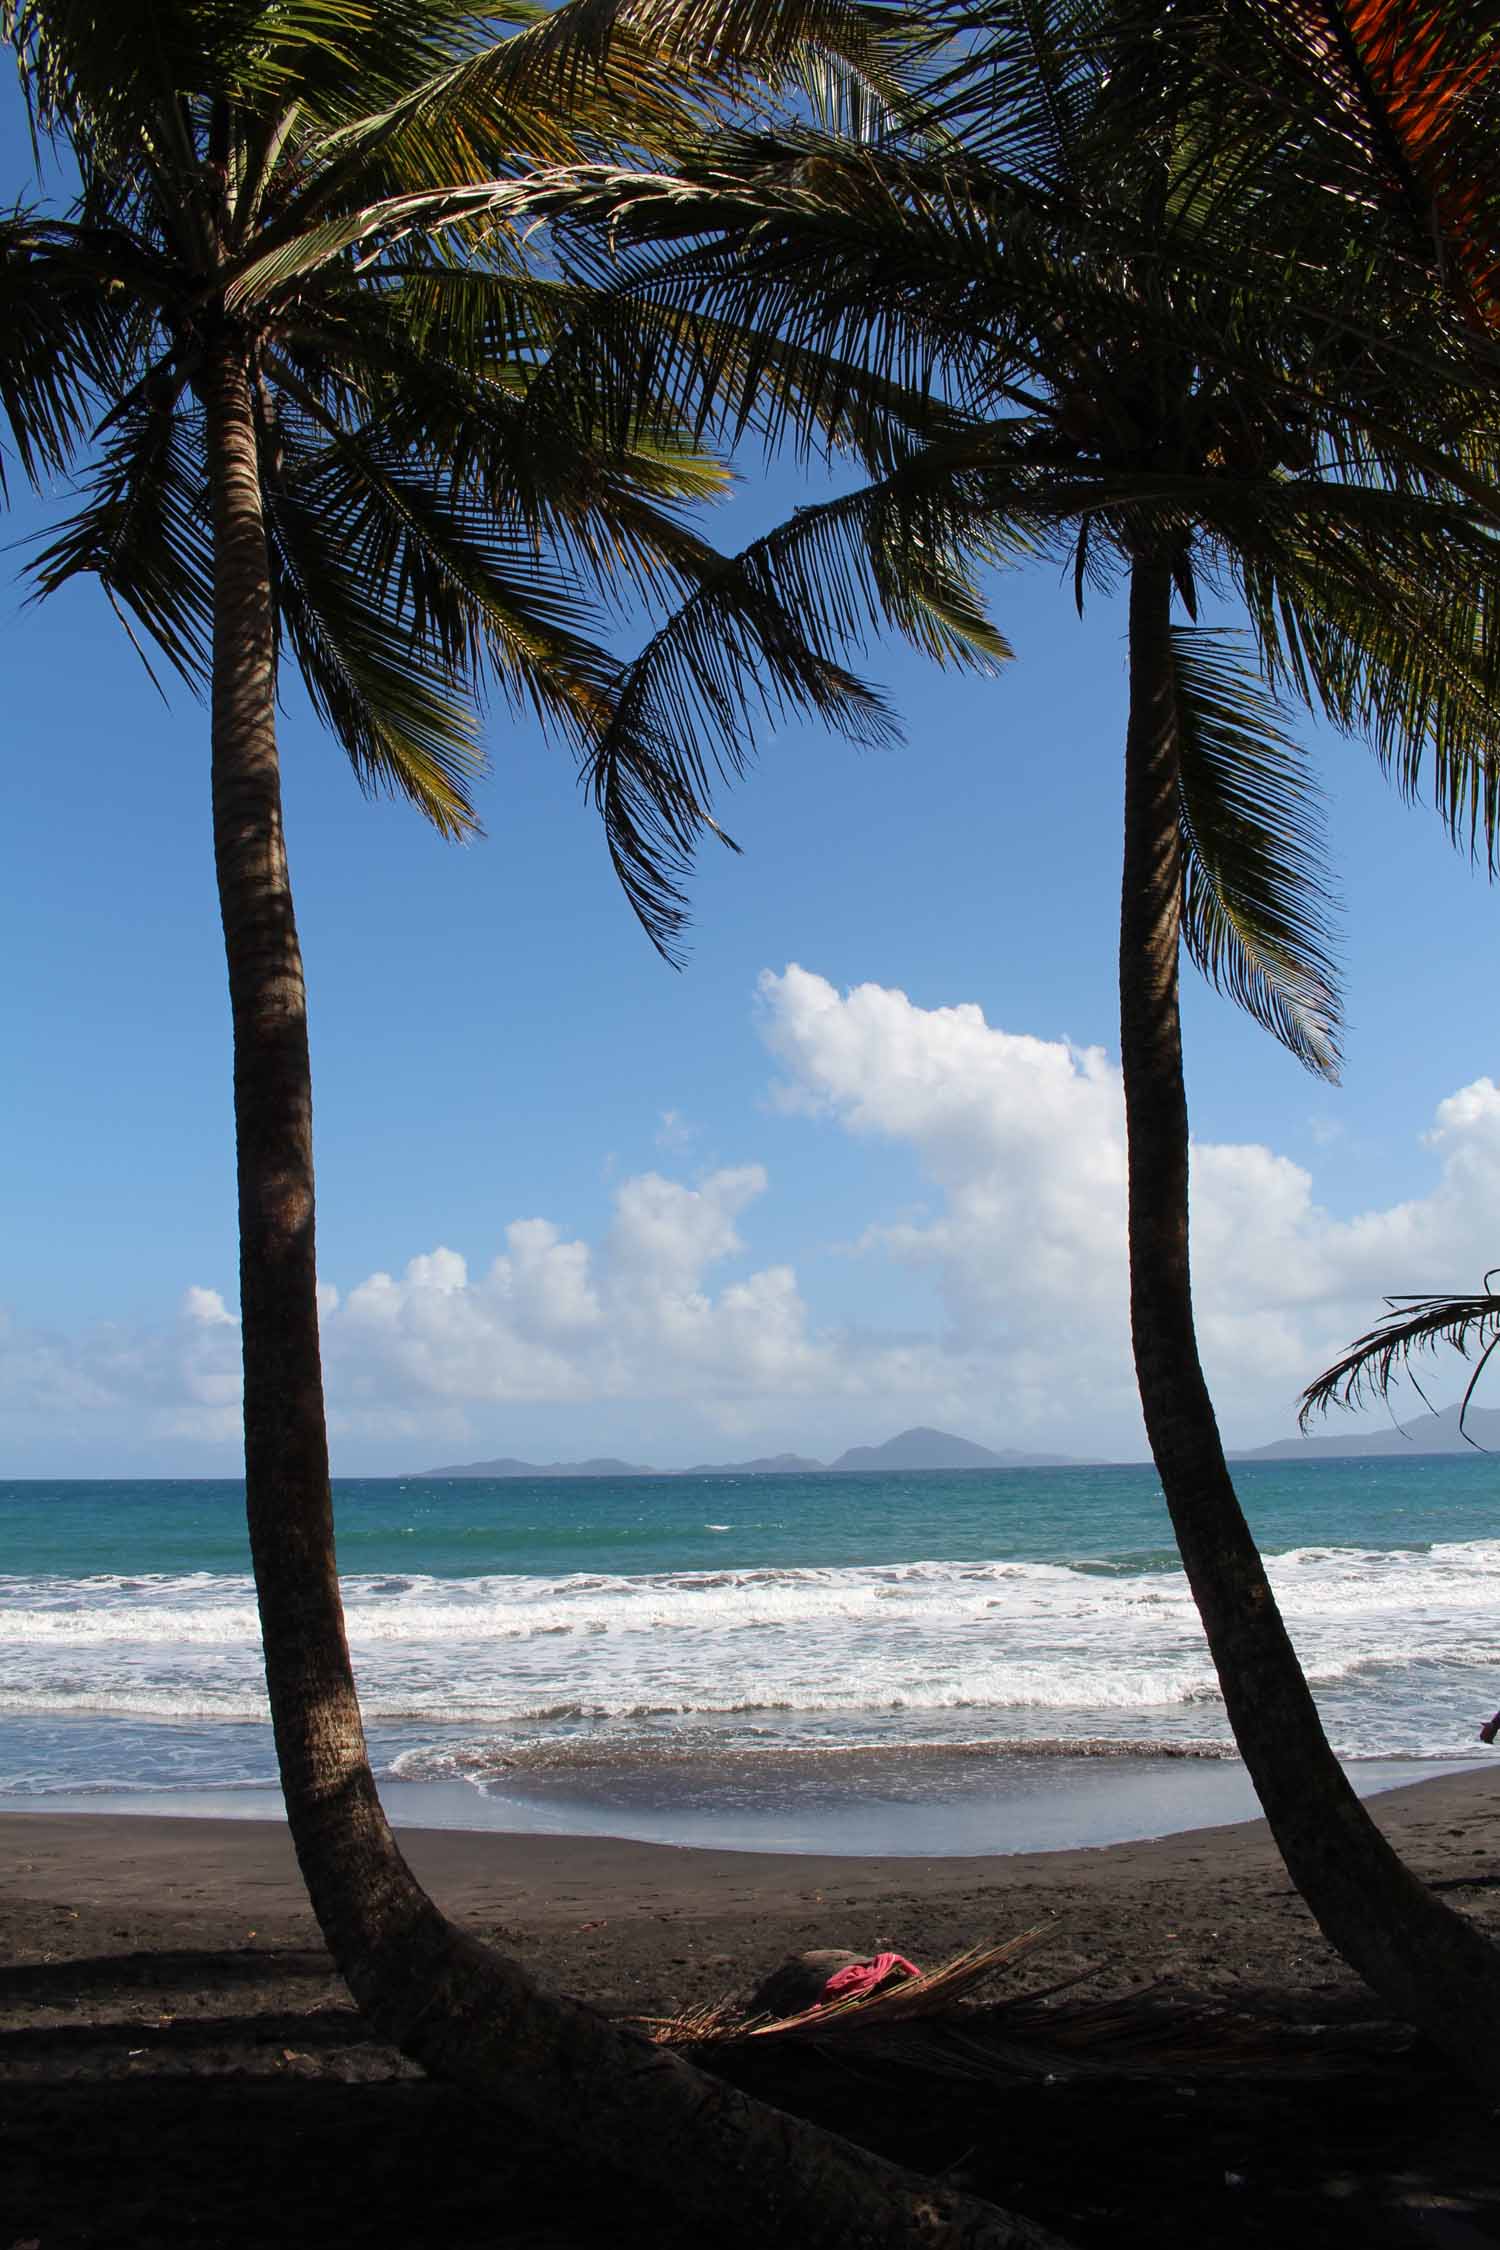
xmin=2 ymin=1539 xmax=1497 ymax=1762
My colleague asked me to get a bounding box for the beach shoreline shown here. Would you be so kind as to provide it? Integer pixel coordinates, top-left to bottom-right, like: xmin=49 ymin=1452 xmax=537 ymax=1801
xmin=5 ymin=1763 xmax=1499 ymax=2006
xmin=6 ymin=1766 xmax=1500 ymax=2247
xmin=1 ymin=1742 xmax=1480 ymax=1859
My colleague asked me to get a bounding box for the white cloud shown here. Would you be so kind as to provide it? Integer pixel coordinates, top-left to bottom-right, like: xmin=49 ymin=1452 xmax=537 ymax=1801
xmin=756 ymin=967 xmax=1500 ymax=1443
xmin=9 ymin=969 xmax=1500 ymax=1461
xmin=0 ymin=1288 xmax=243 ymax=1443
xmin=323 ymin=1166 xmax=841 ymax=1418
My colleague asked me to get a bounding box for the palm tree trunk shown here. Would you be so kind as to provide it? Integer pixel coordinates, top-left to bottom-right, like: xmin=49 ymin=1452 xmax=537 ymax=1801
xmin=201 ymin=331 xmax=1065 ymax=2250
xmin=1119 ymin=552 xmax=1500 ymax=2082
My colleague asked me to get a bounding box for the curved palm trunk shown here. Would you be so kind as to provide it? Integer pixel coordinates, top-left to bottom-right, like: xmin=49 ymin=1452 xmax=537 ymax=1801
xmin=1119 ymin=554 xmax=1500 ymax=2082
xmin=201 ymin=333 xmax=1064 ymax=2250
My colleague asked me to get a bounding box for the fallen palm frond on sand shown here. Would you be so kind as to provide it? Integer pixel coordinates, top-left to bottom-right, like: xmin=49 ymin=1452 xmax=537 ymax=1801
xmin=634 ymin=1929 xmax=1063 ymax=2053
xmin=632 ymin=1932 xmax=1423 ymax=2086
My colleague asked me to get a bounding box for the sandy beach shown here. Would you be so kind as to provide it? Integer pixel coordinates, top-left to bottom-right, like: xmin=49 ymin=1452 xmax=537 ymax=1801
xmin=5 ymin=1766 xmax=1500 ymax=2245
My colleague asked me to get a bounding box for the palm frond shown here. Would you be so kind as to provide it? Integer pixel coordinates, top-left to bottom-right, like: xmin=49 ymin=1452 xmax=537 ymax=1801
xmin=4 ymin=0 xmax=207 ymax=150
xmin=1171 ymin=625 xmax=1343 ymax=1079
xmin=223 ymin=179 xmax=525 ymax=310
xmin=590 ymin=454 xmax=1015 ymax=956
xmin=265 ymin=392 xmax=626 ymax=811
xmin=1252 ymin=0 xmax=1500 ymax=333
xmin=0 ymin=205 xmax=109 ymax=490
xmin=640 ymin=1931 xmax=1059 ymax=2049
xmin=280 ymin=7 xmax=700 ymax=231
xmin=266 ymin=469 xmax=489 ymax=840
xmin=1300 ymin=1276 xmax=1500 ymax=1437
xmin=27 ymin=384 xmax=214 ymax=685
xmin=1239 ymin=510 xmax=1500 ymax=870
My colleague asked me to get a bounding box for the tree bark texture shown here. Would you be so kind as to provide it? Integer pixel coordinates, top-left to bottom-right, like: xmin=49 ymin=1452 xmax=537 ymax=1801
xmin=201 ymin=332 xmax=1069 ymax=2250
xmin=1119 ymin=553 xmax=1500 ymax=2083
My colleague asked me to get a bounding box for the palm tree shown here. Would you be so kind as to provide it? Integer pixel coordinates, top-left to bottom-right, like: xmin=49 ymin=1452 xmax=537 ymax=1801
xmin=0 ymin=4 xmax=1070 ymax=2240
xmin=529 ymin=0 xmax=1500 ymax=2077
xmin=1186 ymin=0 xmax=1500 ymax=1470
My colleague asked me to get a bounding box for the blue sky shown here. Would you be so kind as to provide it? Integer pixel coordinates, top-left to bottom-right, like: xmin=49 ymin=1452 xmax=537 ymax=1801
xmin=6 ymin=78 xmax=1500 ymax=1475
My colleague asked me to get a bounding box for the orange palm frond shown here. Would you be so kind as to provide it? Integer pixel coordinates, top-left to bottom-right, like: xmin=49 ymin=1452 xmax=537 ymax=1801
xmin=1329 ymin=0 xmax=1500 ymax=329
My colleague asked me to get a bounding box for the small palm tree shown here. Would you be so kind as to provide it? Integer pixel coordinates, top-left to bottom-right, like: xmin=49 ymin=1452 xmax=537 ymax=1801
xmin=532 ymin=0 xmax=1500 ymax=2077
xmin=0 ymin=4 xmax=1056 ymax=2241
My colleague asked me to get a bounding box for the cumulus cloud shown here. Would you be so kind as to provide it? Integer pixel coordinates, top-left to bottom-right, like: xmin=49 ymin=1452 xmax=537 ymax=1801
xmin=322 ymin=1166 xmax=842 ymax=1420
xmin=756 ymin=965 xmax=1500 ymax=1442
xmin=9 ymin=967 xmax=1500 ymax=1459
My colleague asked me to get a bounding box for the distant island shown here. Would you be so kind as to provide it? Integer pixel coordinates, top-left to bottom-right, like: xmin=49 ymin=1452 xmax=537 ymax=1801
xmin=419 ymin=1424 xmax=1086 ymax=1478
xmin=415 ymin=1404 xmax=1500 ymax=1478
xmin=1234 ymin=1402 xmax=1500 ymax=1461
xmin=824 ymin=1426 xmax=1081 ymax=1472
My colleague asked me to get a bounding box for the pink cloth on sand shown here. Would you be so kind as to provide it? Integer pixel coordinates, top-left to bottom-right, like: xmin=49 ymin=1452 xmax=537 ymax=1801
xmin=817 ymin=1951 xmax=920 ymax=2005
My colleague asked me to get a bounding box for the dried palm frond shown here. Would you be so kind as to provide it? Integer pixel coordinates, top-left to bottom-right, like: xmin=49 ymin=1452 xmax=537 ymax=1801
xmin=634 ymin=1928 xmax=1061 ymax=2050
xmin=649 ymin=1965 xmax=1424 ymax=2088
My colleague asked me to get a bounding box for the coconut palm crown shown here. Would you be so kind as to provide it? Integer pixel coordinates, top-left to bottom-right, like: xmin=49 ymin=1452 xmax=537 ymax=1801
xmin=0 ymin=0 xmax=957 ymax=834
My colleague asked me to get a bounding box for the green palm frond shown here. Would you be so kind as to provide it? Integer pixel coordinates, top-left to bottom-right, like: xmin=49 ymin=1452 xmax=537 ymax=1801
xmin=9 ymin=0 xmax=953 ymax=881
xmin=1171 ymin=625 xmax=1342 ymax=1079
xmin=912 ymin=0 xmax=1111 ymax=186
xmin=1300 ymin=1274 xmax=1500 ymax=1439
xmin=524 ymin=134 xmax=1063 ymax=409
xmin=0 ymin=204 xmax=110 ymax=490
xmin=511 ymin=233 xmax=968 ymax=475
xmin=521 ymin=0 xmax=1500 ymax=1001
xmin=267 ymin=279 xmax=737 ymax=618
xmin=527 ymin=129 xmax=1482 ymax=456
xmin=237 ymin=0 xmax=938 ymax=264
xmin=600 ymin=0 xmax=933 ymax=87
xmin=223 ymin=180 xmax=525 ymax=310
xmin=28 ymin=385 xmax=214 ymax=685
xmin=588 ymin=454 xmax=1016 ymax=955
xmin=273 ymin=9 xmax=699 ymax=247
xmin=266 ymin=386 xmax=624 ymax=752
xmin=1239 ymin=512 xmax=1500 ymax=869
xmin=270 ymin=538 xmax=488 ymax=840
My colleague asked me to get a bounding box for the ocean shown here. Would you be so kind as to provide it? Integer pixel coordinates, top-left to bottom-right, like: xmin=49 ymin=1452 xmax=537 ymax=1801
xmin=2 ymin=1456 xmax=1496 ymax=1851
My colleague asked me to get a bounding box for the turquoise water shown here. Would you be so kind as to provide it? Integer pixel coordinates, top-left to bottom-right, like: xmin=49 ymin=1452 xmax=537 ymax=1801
xmin=1 ymin=1457 xmax=1497 ymax=1827
xmin=2 ymin=1454 xmax=1487 ymax=1578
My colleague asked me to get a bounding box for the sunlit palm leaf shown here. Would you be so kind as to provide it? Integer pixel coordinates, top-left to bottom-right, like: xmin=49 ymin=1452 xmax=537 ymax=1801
xmin=1171 ymin=625 xmax=1342 ymax=1078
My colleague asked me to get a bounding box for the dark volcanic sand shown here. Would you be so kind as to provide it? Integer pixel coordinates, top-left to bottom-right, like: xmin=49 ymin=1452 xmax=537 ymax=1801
xmin=4 ymin=1770 xmax=1500 ymax=2247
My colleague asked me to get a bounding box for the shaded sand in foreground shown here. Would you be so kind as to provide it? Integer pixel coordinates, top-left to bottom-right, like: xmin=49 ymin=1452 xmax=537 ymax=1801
xmin=4 ymin=1768 xmax=1500 ymax=2247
